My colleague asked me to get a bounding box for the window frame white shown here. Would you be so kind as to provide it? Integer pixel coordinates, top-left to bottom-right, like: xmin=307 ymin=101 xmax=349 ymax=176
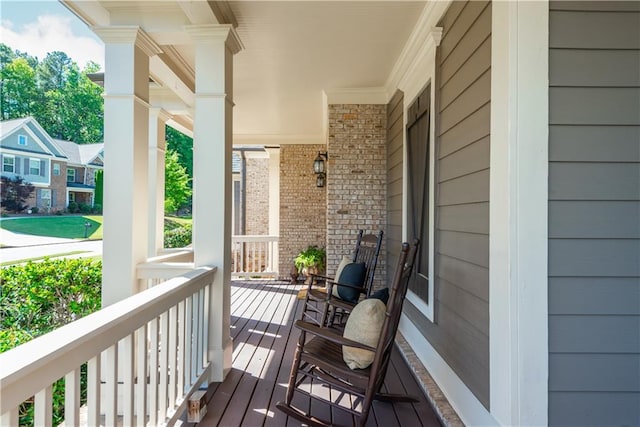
xmin=18 ymin=134 xmax=27 ymax=146
xmin=3 ymin=155 xmax=15 ymax=173
xmin=67 ymin=168 xmax=76 ymax=183
xmin=29 ymin=158 xmax=40 ymax=176
xmin=53 ymin=163 xmax=61 ymax=176
xmin=40 ymin=188 xmax=51 ymax=200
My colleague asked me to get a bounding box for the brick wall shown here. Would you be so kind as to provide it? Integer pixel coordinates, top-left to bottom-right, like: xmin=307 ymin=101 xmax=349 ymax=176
xmin=327 ymin=104 xmax=388 ymax=290
xmin=279 ymin=144 xmax=327 ymax=278
xmin=245 ymin=157 xmax=269 ymax=235
xmin=50 ymin=160 xmax=67 ymax=211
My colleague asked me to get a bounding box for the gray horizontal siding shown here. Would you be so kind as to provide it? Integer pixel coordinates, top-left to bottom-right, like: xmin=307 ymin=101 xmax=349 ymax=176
xmin=404 ymin=0 xmax=491 ymax=410
xmin=549 ymin=392 xmax=640 ymax=427
xmin=549 ymin=3 xmax=640 ymax=425
xmin=549 ymin=278 xmax=640 ymax=315
xmin=386 ymin=90 xmax=404 ymax=283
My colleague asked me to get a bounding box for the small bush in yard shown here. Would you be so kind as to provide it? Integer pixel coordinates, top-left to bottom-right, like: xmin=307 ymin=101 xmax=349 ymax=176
xmin=164 ymin=224 xmax=192 ymax=248
xmin=0 ymin=258 xmax=102 ymax=426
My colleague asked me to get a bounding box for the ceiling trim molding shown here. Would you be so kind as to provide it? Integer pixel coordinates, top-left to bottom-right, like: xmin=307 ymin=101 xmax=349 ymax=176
xmin=323 ymin=88 xmax=390 ymax=105
xmin=385 ymin=0 xmax=451 ymax=100
xmin=208 ymin=1 xmax=239 ymax=28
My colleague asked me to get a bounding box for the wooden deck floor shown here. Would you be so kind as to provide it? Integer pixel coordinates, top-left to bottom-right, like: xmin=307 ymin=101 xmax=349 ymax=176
xmin=196 ymin=280 xmax=441 ymax=427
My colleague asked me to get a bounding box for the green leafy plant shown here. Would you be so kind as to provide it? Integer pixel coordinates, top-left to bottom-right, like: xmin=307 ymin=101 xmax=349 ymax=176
xmin=164 ymin=224 xmax=192 ymax=248
xmin=294 ymin=245 xmax=326 ymax=273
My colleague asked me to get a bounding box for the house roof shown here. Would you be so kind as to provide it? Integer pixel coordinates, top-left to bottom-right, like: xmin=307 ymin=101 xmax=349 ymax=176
xmin=54 ymin=139 xmax=104 ymax=166
xmin=0 ymin=116 xmax=68 ymax=158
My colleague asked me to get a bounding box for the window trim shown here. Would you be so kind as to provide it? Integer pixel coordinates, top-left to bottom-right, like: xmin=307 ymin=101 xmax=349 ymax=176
xmin=3 ymin=155 xmax=15 ymax=173
xmin=29 ymin=158 xmax=40 ymax=176
xmin=53 ymin=163 xmax=61 ymax=176
xmin=67 ymin=168 xmax=76 ymax=183
xmin=18 ymin=134 xmax=27 ymax=146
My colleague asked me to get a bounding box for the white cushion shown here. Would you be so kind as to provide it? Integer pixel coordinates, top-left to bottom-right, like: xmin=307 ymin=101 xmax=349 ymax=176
xmin=342 ymin=298 xmax=386 ymax=370
xmin=332 ymin=255 xmax=352 ymax=297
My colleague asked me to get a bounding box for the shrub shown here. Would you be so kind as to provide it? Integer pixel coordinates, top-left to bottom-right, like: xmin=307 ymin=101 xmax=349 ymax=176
xmin=0 ymin=258 xmax=102 ymax=426
xmin=67 ymin=202 xmax=79 ymax=213
xmin=79 ymin=203 xmax=92 ymax=214
xmin=92 ymin=204 xmax=102 ymax=214
xmin=0 ymin=176 xmax=35 ymax=212
xmin=164 ymin=224 xmax=192 ymax=248
xmin=29 ymin=207 xmax=39 ymax=214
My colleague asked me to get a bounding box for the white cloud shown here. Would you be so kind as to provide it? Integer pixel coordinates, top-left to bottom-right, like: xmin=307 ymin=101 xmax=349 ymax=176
xmin=1 ymin=14 xmax=104 ymax=70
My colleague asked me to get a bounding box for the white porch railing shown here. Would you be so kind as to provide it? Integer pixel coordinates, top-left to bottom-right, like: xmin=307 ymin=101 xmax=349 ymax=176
xmin=0 ymin=266 xmax=215 ymax=426
xmin=231 ymin=235 xmax=278 ymax=278
xmin=137 ymin=249 xmax=195 ymax=290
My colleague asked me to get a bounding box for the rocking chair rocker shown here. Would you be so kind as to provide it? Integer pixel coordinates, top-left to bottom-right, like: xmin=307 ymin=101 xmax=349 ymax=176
xmin=277 ymin=240 xmax=419 ymax=427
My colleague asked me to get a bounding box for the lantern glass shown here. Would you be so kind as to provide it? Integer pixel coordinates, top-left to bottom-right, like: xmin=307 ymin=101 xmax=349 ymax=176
xmin=313 ymin=155 xmax=325 ymax=174
xmin=316 ymin=173 xmax=326 ymax=188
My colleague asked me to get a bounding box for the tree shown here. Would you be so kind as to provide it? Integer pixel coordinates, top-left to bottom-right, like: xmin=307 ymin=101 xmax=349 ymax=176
xmin=0 ymin=58 xmax=38 ymax=120
xmin=0 ymin=176 xmax=35 ymax=212
xmin=164 ymin=150 xmax=192 ymax=214
xmin=166 ymin=126 xmax=193 ymax=178
xmin=94 ymin=170 xmax=104 ymax=208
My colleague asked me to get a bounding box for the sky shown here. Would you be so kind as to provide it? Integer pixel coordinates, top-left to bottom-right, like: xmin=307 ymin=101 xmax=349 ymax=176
xmin=0 ymin=0 xmax=105 ymax=70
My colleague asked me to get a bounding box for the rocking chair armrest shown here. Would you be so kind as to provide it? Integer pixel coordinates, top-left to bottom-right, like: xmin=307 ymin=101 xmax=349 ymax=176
xmin=326 ymin=279 xmax=366 ymax=292
xmin=294 ymin=320 xmax=376 ymax=352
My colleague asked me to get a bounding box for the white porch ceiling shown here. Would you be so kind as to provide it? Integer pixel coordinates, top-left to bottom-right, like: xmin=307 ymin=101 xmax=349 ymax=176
xmin=62 ymin=1 xmax=427 ymax=145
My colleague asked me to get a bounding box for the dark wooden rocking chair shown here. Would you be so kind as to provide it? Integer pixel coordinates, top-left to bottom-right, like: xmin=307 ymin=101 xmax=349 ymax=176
xmin=277 ymin=240 xmax=419 ymax=427
xmin=301 ymin=230 xmax=384 ymax=327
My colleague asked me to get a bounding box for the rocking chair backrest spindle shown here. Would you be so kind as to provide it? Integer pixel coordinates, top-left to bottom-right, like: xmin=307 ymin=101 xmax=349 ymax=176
xmin=352 ymin=229 xmax=384 ymax=297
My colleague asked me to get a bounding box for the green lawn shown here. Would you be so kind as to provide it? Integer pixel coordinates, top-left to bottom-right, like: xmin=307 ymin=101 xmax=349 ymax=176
xmin=1 ymin=216 xmax=103 ymax=240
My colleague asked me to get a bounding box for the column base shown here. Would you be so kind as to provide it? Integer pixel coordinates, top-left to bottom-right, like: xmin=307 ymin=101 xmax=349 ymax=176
xmin=209 ymin=336 xmax=233 ymax=382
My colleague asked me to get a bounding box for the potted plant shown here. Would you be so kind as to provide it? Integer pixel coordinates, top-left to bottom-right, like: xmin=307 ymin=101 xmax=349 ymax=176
xmin=294 ymin=245 xmax=326 ymax=284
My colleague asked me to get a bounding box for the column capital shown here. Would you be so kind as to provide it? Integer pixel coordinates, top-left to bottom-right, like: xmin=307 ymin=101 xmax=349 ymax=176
xmin=92 ymin=26 xmax=162 ymax=57
xmin=429 ymin=27 xmax=443 ymax=47
xmin=184 ymin=24 xmax=244 ymax=55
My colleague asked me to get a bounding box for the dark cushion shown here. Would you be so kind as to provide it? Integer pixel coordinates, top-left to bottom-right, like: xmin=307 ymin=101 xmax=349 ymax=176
xmin=369 ymin=288 xmax=389 ymax=305
xmin=336 ymin=262 xmax=366 ymax=303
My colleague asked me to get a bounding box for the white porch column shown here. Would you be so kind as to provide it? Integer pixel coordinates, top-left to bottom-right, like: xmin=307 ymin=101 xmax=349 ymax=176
xmin=148 ymin=108 xmax=170 ymax=257
xmin=185 ymin=24 xmax=243 ymax=382
xmin=490 ymin=2 xmax=549 ymax=425
xmin=94 ymin=27 xmax=161 ymax=306
xmin=265 ymin=146 xmax=280 ymax=273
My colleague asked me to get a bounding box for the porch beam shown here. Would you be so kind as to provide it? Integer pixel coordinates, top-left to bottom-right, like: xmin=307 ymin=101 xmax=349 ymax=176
xmin=93 ymin=26 xmax=161 ymax=305
xmin=185 ymin=23 xmax=243 ymax=382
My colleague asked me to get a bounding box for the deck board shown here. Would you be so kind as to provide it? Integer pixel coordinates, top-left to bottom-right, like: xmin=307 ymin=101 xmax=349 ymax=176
xmin=195 ymin=280 xmax=441 ymax=427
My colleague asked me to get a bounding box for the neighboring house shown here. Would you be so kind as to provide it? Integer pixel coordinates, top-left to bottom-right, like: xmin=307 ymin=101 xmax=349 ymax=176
xmin=0 ymin=117 xmax=104 ymax=212
xmin=53 ymin=138 xmax=104 ymax=207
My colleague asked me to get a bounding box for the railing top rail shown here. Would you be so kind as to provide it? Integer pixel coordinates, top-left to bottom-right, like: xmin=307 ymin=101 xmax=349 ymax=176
xmin=0 ymin=266 xmax=216 ymax=412
xmin=232 ymin=235 xmax=279 ymax=242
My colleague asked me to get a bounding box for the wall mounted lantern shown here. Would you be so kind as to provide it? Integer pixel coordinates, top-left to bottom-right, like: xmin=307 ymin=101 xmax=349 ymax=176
xmin=313 ymin=151 xmax=328 ymax=187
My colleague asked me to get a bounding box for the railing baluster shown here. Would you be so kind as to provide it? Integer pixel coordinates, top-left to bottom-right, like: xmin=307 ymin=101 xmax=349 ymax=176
xmin=198 ymin=288 xmax=206 ymax=372
xmin=184 ymin=295 xmax=193 ymax=389
xmin=178 ymin=300 xmax=186 ymax=395
xmin=168 ymin=305 xmax=178 ymax=412
xmin=1 ymin=408 xmax=18 ymax=426
xmin=148 ymin=318 xmax=159 ymax=426
xmin=105 ymin=345 xmax=118 ymax=427
xmin=34 ymin=385 xmax=53 ymax=427
xmin=135 ymin=324 xmax=148 ymax=426
xmin=202 ymin=284 xmax=210 ymax=368
xmin=159 ymin=311 xmax=169 ymax=422
xmin=121 ymin=334 xmax=135 ymax=426
xmin=87 ymin=356 xmax=101 ymax=426
xmin=65 ymin=368 xmax=81 ymax=426
xmin=192 ymin=292 xmax=200 ymax=379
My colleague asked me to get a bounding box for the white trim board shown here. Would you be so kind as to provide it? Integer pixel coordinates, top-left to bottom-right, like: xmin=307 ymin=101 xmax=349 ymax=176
xmin=489 ymin=1 xmax=549 ymax=425
xmin=399 ymin=315 xmax=498 ymax=426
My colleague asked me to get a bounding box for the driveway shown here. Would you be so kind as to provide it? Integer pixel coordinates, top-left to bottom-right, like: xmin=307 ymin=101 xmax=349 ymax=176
xmin=0 ymin=227 xmax=102 ymax=263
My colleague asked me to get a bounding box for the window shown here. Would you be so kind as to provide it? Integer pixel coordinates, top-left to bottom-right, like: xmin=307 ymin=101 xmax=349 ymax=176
xmin=40 ymin=189 xmax=51 ymax=200
xmin=3 ymin=155 xmax=15 ymax=173
xmin=69 ymin=192 xmax=75 ymax=203
xmin=18 ymin=135 xmax=27 ymax=146
xmin=53 ymin=163 xmax=61 ymax=176
xmin=67 ymin=168 xmax=75 ymax=183
xmin=29 ymin=158 xmax=40 ymax=176
xmin=406 ymin=85 xmax=432 ymax=305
